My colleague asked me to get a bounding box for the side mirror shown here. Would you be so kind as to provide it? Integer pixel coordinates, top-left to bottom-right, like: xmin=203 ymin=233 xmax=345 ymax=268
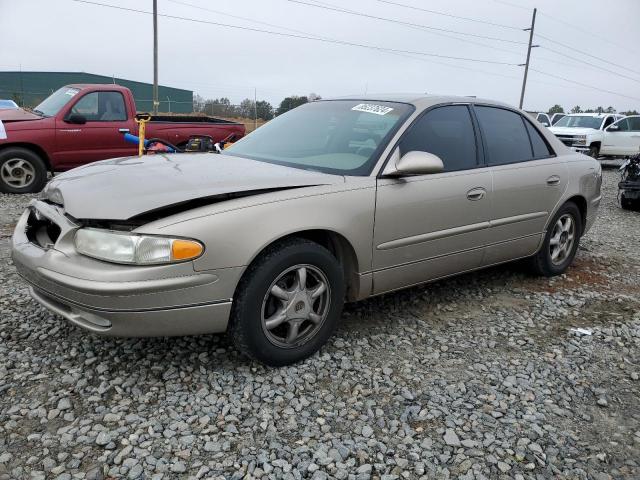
xmin=66 ymin=113 xmax=86 ymax=124
xmin=607 ymin=124 xmax=619 ymax=132
xmin=383 ymin=150 xmax=444 ymax=176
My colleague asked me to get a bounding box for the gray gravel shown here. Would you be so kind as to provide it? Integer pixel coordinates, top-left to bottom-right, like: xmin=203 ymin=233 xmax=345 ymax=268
xmin=1 ymin=169 xmax=639 ymax=480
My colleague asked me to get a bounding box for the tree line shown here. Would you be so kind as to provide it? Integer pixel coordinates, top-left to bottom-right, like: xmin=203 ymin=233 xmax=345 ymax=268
xmin=193 ymin=93 xmax=321 ymax=120
xmin=546 ymin=104 xmax=639 ymax=116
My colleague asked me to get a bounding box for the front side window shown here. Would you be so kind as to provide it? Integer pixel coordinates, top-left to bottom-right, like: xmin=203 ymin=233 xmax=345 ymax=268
xmin=399 ymin=105 xmax=478 ymax=172
xmin=474 ymin=106 xmax=533 ymax=165
xmin=612 ymin=118 xmax=631 ymax=132
xmin=70 ymin=91 xmax=127 ymax=121
xmin=225 ymin=100 xmax=413 ymax=176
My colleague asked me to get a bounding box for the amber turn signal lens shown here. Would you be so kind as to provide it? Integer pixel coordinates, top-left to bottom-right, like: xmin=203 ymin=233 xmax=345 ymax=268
xmin=171 ymin=240 xmax=203 ymax=261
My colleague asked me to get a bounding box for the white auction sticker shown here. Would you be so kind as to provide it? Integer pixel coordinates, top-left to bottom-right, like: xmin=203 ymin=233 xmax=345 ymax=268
xmin=351 ymin=103 xmax=394 ymax=115
xmin=0 ymin=120 xmax=6 ymax=140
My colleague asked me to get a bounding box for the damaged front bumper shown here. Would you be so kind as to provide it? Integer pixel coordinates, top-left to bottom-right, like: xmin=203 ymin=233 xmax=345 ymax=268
xmin=11 ymin=200 xmax=242 ymax=337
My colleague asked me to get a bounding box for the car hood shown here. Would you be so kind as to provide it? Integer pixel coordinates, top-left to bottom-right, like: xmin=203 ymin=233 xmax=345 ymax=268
xmin=45 ymin=153 xmax=344 ymax=220
xmin=0 ymin=108 xmax=42 ymax=122
xmin=549 ymin=127 xmax=599 ymax=135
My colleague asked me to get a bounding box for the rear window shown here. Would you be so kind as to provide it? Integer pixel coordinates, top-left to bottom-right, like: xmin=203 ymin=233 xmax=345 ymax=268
xmin=475 ymin=106 xmax=533 ymax=165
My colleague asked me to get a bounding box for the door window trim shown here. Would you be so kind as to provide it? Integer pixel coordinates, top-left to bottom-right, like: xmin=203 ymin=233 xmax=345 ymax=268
xmin=471 ymin=104 xmax=557 ymax=167
xmin=377 ymin=102 xmax=484 ymax=178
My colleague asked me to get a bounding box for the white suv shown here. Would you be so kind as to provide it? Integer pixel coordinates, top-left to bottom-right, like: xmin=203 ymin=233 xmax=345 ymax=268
xmin=549 ymin=113 xmax=624 ymax=157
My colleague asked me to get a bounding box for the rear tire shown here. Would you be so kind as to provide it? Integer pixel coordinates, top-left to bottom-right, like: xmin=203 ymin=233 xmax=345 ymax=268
xmin=229 ymin=238 xmax=345 ymax=367
xmin=528 ymin=202 xmax=582 ymax=277
xmin=0 ymin=148 xmax=48 ymax=194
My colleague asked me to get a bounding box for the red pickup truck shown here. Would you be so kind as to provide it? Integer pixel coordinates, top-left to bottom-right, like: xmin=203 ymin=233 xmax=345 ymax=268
xmin=0 ymin=84 xmax=246 ymax=193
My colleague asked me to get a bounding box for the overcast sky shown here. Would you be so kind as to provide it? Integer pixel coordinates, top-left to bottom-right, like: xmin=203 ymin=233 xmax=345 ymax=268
xmin=1 ymin=0 xmax=639 ymax=112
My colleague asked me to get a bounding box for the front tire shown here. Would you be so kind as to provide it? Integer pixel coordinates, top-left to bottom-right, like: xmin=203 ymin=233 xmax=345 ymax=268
xmin=229 ymin=238 xmax=345 ymax=367
xmin=587 ymin=144 xmax=600 ymax=158
xmin=528 ymin=202 xmax=582 ymax=277
xmin=0 ymin=148 xmax=48 ymax=194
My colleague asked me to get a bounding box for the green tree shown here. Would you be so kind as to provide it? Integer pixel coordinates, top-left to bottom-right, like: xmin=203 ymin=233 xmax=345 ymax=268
xmin=255 ymin=100 xmax=274 ymax=120
xmin=605 ymin=106 xmax=616 ymax=113
xmin=548 ymin=104 xmax=564 ymax=114
xmin=276 ymin=96 xmax=308 ymax=116
xmin=238 ymin=98 xmax=255 ymax=119
xmin=571 ymin=105 xmax=582 ymax=113
xmin=622 ymin=110 xmax=639 ymax=115
xmin=595 ymin=106 xmax=604 ymax=114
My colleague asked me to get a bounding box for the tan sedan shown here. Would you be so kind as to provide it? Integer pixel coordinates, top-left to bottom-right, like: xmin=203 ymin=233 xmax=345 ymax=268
xmin=12 ymin=95 xmax=602 ymax=366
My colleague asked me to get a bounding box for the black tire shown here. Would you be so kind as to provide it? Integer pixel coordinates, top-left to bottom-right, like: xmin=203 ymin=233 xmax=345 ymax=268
xmin=621 ymin=194 xmax=633 ymax=210
xmin=0 ymin=147 xmax=48 ymax=194
xmin=229 ymin=238 xmax=345 ymax=367
xmin=587 ymin=144 xmax=600 ymax=158
xmin=528 ymin=202 xmax=582 ymax=277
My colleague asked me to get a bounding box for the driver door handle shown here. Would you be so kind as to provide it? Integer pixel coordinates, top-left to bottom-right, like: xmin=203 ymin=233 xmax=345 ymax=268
xmin=466 ymin=187 xmax=486 ymax=201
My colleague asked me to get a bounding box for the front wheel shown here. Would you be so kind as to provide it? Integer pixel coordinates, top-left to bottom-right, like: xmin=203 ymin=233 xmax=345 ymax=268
xmin=229 ymin=238 xmax=345 ymax=366
xmin=0 ymin=148 xmax=48 ymax=194
xmin=587 ymin=144 xmax=600 ymax=158
xmin=528 ymin=202 xmax=582 ymax=277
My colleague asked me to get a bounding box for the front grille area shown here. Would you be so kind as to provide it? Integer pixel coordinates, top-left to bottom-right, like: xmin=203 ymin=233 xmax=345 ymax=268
xmin=555 ymin=135 xmax=577 ymax=146
xmin=25 ymin=209 xmax=61 ymax=249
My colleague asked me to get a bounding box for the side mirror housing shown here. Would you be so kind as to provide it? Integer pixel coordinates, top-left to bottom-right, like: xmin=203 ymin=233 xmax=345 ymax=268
xmin=607 ymin=124 xmax=619 ymax=132
xmin=383 ymin=150 xmax=444 ymax=177
xmin=66 ymin=113 xmax=86 ymax=124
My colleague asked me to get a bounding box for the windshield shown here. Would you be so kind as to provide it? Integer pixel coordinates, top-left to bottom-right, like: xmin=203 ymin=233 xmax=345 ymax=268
xmin=224 ymin=100 xmax=413 ymax=175
xmin=554 ymin=115 xmax=603 ymax=129
xmin=33 ymin=87 xmax=80 ymax=116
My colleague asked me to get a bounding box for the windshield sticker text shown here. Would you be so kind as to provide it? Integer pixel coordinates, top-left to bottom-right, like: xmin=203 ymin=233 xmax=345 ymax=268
xmin=352 ymin=104 xmax=394 ymax=116
xmin=65 ymin=89 xmax=79 ymax=96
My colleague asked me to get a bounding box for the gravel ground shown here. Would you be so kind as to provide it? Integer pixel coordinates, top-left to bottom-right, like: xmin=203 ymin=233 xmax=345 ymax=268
xmin=0 ymin=168 xmax=639 ymax=480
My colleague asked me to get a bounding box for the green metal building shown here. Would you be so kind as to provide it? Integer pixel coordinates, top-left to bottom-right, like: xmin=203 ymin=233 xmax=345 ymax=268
xmin=0 ymin=71 xmax=193 ymax=113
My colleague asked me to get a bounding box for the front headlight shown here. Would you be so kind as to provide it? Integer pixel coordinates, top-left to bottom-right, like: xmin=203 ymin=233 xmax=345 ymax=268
xmin=75 ymin=228 xmax=203 ymax=265
xmin=574 ymin=135 xmax=587 ymax=145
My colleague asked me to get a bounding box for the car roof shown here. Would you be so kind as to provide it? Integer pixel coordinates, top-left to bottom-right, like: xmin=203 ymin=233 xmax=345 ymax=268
xmin=325 ymin=93 xmax=513 ymax=109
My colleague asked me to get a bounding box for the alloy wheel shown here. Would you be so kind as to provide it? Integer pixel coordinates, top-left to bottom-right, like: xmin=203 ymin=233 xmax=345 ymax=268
xmin=261 ymin=264 xmax=331 ymax=348
xmin=1 ymin=158 xmax=36 ymax=188
xmin=549 ymin=214 xmax=575 ymax=265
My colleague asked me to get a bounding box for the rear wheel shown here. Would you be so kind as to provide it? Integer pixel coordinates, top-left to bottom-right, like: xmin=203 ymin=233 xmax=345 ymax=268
xmin=0 ymin=148 xmax=48 ymax=193
xmin=528 ymin=202 xmax=582 ymax=277
xmin=229 ymin=238 xmax=345 ymax=366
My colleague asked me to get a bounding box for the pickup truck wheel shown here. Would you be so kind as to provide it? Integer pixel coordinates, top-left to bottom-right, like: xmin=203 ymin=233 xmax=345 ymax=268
xmin=229 ymin=238 xmax=345 ymax=367
xmin=527 ymin=202 xmax=582 ymax=277
xmin=0 ymin=148 xmax=48 ymax=194
xmin=587 ymin=145 xmax=600 ymax=158
xmin=621 ymin=194 xmax=638 ymax=211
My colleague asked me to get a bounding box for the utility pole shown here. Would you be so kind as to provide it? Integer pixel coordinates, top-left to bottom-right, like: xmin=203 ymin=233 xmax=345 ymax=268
xmin=519 ymin=7 xmax=538 ymax=110
xmin=152 ymin=0 xmax=159 ymax=114
xmin=254 ymin=88 xmax=258 ymax=131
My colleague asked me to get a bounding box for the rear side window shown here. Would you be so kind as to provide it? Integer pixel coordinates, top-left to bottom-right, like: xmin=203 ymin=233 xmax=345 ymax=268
xmin=399 ymin=105 xmax=477 ymax=172
xmin=524 ymin=120 xmax=554 ymax=158
xmin=475 ymin=106 xmax=532 ymax=165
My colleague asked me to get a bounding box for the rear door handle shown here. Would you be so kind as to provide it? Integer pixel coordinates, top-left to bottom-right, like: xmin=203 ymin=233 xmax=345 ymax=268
xmin=546 ymin=175 xmax=561 ymax=186
xmin=466 ymin=187 xmax=486 ymax=201
xmin=119 ymin=128 xmax=130 ymax=133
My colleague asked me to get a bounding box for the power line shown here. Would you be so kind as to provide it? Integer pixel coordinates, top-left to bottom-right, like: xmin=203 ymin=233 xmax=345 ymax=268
xmin=372 ymin=0 xmax=521 ymax=30
xmin=529 ymin=68 xmax=640 ymax=102
xmin=538 ymin=45 xmax=640 ymax=84
xmin=69 ymin=0 xmax=520 ymax=66
xmin=284 ymin=0 xmax=527 ymax=45
xmin=535 ymin=33 xmax=640 ymax=76
xmin=537 ymin=11 xmax=636 ymax=56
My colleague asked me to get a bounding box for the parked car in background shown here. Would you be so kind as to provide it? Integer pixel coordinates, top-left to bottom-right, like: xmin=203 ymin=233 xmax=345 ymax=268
xmin=602 ymin=116 xmax=640 ymax=157
xmin=12 ymin=95 xmax=602 ymax=366
xmin=0 ymin=84 xmax=245 ymax=193
xmin=0 ymin=99 xmax=19 ymax=110
xmin=526 ymin=111 xmax=552 ymax=127
xmin=549 ymin=112 xmax=625 ymax=157
xmin=550 ymin=113 xmax=566 ymax=125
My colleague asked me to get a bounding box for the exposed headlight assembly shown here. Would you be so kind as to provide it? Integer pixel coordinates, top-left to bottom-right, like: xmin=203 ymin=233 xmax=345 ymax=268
xmin=75 ymin=228 xmax=203 ymax=265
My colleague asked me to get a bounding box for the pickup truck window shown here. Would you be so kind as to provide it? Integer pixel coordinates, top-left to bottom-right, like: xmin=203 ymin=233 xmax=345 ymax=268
xmin=630 ymin=117 xmax=640 ymax=131
xmin=603 ymin=116 xmax=615 ymax=129
xmin=70 ymin=92 xmax=127 ymax=121
xmin=554 ymin=116 xmax=603 ymax=129
xmin=33 ymin=87 xmax=80 ymax=116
